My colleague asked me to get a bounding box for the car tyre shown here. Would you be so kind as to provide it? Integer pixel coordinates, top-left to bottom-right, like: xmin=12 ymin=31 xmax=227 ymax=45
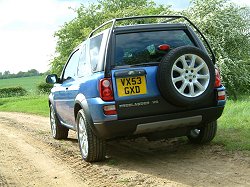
xmin=50 ymin=104 xmax=69 ymax=140
xmin=76 ymin=109 xmax=106 ymax=162
xmin=188 ymin=120 xmax=217 ymax=144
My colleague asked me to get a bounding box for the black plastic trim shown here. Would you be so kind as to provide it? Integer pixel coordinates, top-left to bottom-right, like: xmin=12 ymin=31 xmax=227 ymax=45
xmin=93 ymin=106 xmax=224 ymax=139
xmin=74 ymin=99 xmax=100 ymax=137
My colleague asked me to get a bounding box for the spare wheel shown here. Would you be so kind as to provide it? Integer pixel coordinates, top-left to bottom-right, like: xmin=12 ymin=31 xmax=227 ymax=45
xmin=157 ymin=46 xmax=215 ymax=106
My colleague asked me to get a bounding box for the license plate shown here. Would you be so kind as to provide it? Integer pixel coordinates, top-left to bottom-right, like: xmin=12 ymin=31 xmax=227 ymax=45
xmin=116 ymin=76 xmax=147 ymax=97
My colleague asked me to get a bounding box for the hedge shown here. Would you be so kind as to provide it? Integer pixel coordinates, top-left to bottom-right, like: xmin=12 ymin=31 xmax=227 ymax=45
xmin=37 ymin=82 xmax=53 ymax=94
xmin=0 ymin=86 xmax=27 ymax=98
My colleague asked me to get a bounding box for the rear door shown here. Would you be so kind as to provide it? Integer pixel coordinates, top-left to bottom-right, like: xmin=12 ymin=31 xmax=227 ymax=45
xmin=111 ymin=29 xmax=197 ymax=119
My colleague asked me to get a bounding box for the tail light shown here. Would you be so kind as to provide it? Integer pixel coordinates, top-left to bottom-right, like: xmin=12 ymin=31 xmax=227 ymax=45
xmin=217 ymin=90 xmax=226 ymax=100
xmin=214 ymin=68 xmax=226 ymax=100
xmin=214 ymin=68 xmax=221 ymax=88
xmin=103 ymin=105 xmax=117 ymax=115
xmin=99 ymin=78 xmax=114 ymax=101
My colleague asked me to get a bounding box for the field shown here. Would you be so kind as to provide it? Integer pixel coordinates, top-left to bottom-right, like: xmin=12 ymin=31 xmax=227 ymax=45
xmin=0 ymin=76 xmax=44 ymax=92
xmin=0 ymin=76 xmax=49 ymax=116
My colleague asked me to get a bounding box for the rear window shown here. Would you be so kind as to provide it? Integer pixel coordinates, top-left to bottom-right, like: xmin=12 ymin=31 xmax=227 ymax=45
xmin=114 ymin=30 xmax=194 ymax=66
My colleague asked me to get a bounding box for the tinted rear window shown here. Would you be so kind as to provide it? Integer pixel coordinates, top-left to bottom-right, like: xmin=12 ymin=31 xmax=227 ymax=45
xmin=115 ymin=30 xmax=194 ymax=66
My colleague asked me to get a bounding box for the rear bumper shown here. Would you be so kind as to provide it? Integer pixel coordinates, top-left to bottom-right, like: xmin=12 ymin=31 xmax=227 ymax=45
xmin=93 ymin=106 xmax=224 ymax=139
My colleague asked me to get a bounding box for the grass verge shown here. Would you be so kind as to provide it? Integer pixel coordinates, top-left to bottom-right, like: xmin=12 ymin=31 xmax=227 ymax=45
xmin=0 ymin=94 xmax=48 ymax=117
xmin=215 ymin=95 xmax=250 ymax=151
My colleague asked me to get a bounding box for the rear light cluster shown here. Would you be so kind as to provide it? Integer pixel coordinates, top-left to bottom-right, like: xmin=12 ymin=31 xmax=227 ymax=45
xmin=99 ymin=78 xmax=114 ymax=101
xmin=214 ymin=68 xmax=221 ymax=88
xmin=214 ymin=68 xmax=226 ymax=101
xmin=99 ymin=78 xmax=117 ymax=115
xmin=217 ymin=90 xmax=226 ymax=100
xmin=103 ymin=105 xmax=117 ymax=115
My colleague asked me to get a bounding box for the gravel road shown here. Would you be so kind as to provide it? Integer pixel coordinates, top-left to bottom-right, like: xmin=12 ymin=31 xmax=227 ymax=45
xmin=0 ymin=112 xmax=249 ymax=187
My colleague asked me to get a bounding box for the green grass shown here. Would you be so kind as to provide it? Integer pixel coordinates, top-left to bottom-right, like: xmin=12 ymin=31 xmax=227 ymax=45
xmin=215 ymin=95 xmax=250 ymax=151
xmin=0 ymin=76 xmax=44 ymax=92
xmin=0 ymin=94 xmax=49 ymax=117
xmin=0 ymin=76 xmax=48 ymax=116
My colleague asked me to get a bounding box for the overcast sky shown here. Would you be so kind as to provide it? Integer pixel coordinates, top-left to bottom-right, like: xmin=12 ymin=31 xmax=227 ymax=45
xmin=0 ymin=0 xmax=249 ymax=74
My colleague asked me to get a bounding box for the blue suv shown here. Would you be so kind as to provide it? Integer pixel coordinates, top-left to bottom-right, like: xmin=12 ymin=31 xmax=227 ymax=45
xmin=46 ymin=15 xmax=226 ymax=162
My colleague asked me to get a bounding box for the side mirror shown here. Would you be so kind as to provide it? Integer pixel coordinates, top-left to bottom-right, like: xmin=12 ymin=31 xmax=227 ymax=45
xmin=45 ymin=74 xmax=59 ymax=84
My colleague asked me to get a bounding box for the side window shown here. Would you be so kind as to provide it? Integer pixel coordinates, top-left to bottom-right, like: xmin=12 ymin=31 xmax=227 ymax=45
xmin=63 ymin=49 xmax=80 ymax=80
xmin=89 ymin=34 xmax=103 ymax=71
xmin=78 ymin=44 xmax=87 ymax=77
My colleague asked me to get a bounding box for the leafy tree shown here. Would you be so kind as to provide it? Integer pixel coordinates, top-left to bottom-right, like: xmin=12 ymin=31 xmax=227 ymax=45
xmin=0 ymin=69 xmax=41 ymax=79
xmin=3 ymin=71 xmax=10 ymax=76
xmin=17 ymin=71 xmax=25 ymax=77
xmin=28 ymin=69 xmax=39 ymax=76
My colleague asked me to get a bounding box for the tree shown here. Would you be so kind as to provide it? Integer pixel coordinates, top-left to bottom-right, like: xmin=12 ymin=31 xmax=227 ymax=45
xmin=27 ymin=69 xmax=39 ymax=76
xmin=3 ymin=71 xmax=10 ymax=76
xmin=17 ymin=71 xmax=25 ymax=77
xmin=0 ymin=69 xmax=40 ymax=79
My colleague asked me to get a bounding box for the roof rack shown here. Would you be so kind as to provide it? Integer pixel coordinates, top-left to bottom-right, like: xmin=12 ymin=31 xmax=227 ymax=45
xmin=88 ymin=15 xmax=215 ymax=63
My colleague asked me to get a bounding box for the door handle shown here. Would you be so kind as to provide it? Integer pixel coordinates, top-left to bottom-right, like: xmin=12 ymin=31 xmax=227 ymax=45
xmin=114 ymin=69 xmax=146 ymax=78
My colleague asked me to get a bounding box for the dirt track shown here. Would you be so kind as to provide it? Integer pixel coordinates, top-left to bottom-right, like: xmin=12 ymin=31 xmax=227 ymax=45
xmin=0 ymin=112 xmax=249 ymax=187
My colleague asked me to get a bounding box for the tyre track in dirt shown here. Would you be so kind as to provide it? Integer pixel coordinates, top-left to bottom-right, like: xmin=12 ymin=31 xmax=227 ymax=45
xmin=0 ymin=112 xmax=249 ymax=187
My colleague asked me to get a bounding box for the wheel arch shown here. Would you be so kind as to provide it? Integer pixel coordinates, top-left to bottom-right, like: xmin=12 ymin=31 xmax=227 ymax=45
xmin=48 ymin=93 xmax=53 ymax=107
xmin=74 ymin=94 xmax=100 ymax=137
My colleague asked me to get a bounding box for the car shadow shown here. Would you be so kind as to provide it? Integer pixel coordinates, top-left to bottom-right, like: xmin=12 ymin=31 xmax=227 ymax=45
xmin=60 ymin=131 xmax=231 ymax=186
xmin=63 ymin=137 xmax=78 ymax=143
xmin=101 ymin=137 xmax=227 ymax=186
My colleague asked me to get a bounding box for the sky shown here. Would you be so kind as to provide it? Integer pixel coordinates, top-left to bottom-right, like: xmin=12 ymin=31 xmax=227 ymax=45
xmin=0 ymin=0 xmax=249 ymax=74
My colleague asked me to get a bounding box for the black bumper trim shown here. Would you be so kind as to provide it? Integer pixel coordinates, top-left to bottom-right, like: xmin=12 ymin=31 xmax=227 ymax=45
xmin=93 ymin=106 xmax=224 ymax=139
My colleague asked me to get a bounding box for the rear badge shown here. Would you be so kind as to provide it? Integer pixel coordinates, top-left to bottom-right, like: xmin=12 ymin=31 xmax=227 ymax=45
xmin=119 ymin=100 xmax=159 ymax=108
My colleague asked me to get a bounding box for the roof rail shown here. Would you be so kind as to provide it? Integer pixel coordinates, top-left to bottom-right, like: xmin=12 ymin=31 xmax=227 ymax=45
xmin=88 ymin=15 xmax=215 ymax=63
xmin=88 ymin=19 xmax=115 ymax=38
xmin=89 ymin=15 xmax=183 ymax=38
